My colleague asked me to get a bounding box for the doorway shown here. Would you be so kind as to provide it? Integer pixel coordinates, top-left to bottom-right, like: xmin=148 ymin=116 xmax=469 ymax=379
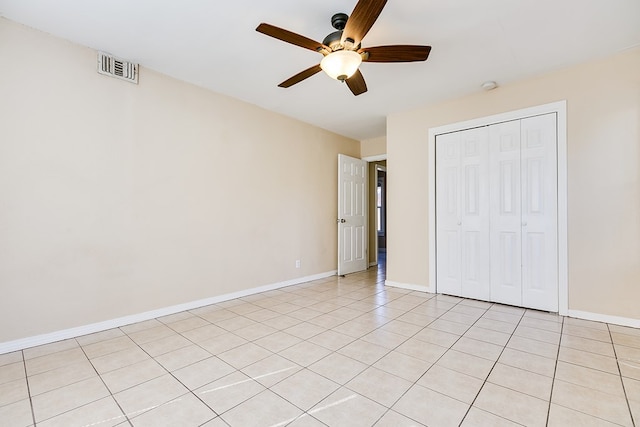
xmin=364 ymin=159 xmax=387 ymax=268
xmin=375 ymin=164 xmax=387 ymax=267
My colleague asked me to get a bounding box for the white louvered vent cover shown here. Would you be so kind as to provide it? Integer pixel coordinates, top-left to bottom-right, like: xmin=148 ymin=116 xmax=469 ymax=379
xmin=97 ymin=52 xmax=138 ymax=84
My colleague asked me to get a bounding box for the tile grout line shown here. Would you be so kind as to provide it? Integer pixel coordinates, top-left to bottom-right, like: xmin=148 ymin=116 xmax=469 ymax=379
xmin=115 ymin=325 xmax=192 ymax=422
xmin=330 ymin=292 xmax=445 ymax=425
xmin=368 ymin=295 xmax=525 ymax=426
xmin=107 ymin=315 xmax=255 ymax=424
xmin=263 ymin=287 xmax=441 ymax=426
xmin=157 ymin=283 xmax=373 ymax=422
xmin=365 ymin=294 xmax=467 ymax=426
xmin=118 ymin=323 xmax=223 ymax=424
xmin=553 ymin=319 xmax=638 ymax=425
xmin=203 ymin=272 xmax=393 ymax=424
xmin=237 ymin=288 xmax=423 ymax=418
xmin=21 ymin=349 xmax=37 ymax=427
xmin=241 ymin=283 xmax=407 ymax=369
xmin=608 ymin=323 xmax=637 ymax=427
xmin=77 ymin=339 xmax=134 ymax=427
xmin=202 ymin=283 xmax=428 ymax=425
xmin=91 ymin=275 xmax=382 ymax=424
xmin=457 ymin=303 xmax=527 ymax=426
xmin=21 ymin=340 xmax=131 ymax=427
xmin=545 ymin=314 xmax=565 ymax=426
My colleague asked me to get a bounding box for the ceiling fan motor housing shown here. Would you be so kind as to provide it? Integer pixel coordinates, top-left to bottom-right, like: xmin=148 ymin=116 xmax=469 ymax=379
xmin=323 ymin=13 xmax=360 ymax=51
xmin=331 ymin=13 xmax=348 ymax=30
xmin=323 ymin=13 xmax=348 ymax=50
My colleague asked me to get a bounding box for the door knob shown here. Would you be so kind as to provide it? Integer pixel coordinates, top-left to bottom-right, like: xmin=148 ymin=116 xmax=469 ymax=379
xmin=457 ymin=221 xmax=462 ymax=226
xmin=337 ymin=219 xmax=346 ymax=223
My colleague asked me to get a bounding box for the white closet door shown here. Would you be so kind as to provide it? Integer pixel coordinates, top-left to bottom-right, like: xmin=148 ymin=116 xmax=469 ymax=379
xmin=521 ymin=114 xmax=558 ymax=311
xmin=436 ymin=128 xmax=490 ymax=299
xmin=489 ymin=120 xmax=523 ymax=306
xmin=437 ymin=114 xmax=557 ymax=310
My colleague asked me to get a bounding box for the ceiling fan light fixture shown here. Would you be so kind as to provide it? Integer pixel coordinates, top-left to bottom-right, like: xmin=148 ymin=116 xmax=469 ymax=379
xmin=320 ymin=50 xmax=362 ymax=81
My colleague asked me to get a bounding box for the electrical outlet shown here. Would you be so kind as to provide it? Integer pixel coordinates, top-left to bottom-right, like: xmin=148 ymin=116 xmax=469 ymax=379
xmin=295 ymin=260 xmax=301 ymax=268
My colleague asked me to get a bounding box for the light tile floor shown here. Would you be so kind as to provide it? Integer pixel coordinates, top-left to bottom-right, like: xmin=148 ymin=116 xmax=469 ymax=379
xmin=1 ymin=263 xmax=639 ymax=426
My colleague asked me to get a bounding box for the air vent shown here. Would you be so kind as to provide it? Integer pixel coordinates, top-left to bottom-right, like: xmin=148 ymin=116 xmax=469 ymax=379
xmin=97 ymin=52 xmax=138 ymax=84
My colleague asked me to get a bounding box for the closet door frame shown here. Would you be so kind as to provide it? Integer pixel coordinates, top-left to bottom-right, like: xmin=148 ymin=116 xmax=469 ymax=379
xmin=428 ymin=101 xmax=568 ymax=315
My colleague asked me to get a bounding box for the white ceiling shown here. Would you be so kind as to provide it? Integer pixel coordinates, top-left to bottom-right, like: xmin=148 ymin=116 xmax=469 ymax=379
xmin=1 ymin=0 xmax=639 ymax=140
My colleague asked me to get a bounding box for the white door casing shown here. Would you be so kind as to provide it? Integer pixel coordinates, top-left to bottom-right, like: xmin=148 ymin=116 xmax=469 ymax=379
xmin=338 ymin=154 xmax=368 ymax=276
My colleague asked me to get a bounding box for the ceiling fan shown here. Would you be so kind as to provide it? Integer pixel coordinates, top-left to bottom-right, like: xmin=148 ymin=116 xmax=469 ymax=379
xmin=256 ymin=0 xmax=431 ymax=96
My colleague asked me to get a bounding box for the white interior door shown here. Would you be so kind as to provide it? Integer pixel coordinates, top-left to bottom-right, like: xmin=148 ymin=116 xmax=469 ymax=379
xmin=521 ymin=114 xmax=558 ymax=311
xmin=436 ymin=128 xmax=490 ymax=299
xmin=338 ymin=154 xmax=367 ymax=276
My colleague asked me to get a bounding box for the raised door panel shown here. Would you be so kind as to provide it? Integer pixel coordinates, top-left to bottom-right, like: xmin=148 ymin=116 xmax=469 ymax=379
xmin=353 ymin=171 xmax=366 ymax=263
xmin=489 ymin=120 xmax=523 ymax=306
xmin=341 ymin=163 xmax=354 ymax=264
xmin=521 ymin=114 xmax=558 ymax=311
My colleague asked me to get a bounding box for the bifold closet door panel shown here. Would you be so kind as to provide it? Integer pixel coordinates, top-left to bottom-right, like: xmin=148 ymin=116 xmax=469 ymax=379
xmin=459 ymin=128 xmax=490 ymax=301
xmin=521 ymin=114 xmax=558 ymax=311
xmin=436 ymin=131 xmax=462 ymax=296
xmin=436 ymin=128 xmax=490 ymax=300
xmin=489 ymin=120 xmax=523 ymax=306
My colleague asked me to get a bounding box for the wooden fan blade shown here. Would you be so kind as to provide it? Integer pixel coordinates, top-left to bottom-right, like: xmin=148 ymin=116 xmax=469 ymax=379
xmin=346 ymin=69 xmax=368 ymax=96
xmin=256 ymin=23 xmax=328 ymax=53
xmin=360 ymin=45 xmax=432 ymax=62
xmin=342 ymin=0 xmax=387 ymax=48
xmin=278 ymin=64 xmax=323 ymax=88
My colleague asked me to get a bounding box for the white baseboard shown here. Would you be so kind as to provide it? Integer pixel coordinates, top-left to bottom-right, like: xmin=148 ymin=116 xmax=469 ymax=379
xmin=385 ymin=280 xmax=433 ymax=293
xmin=0 ymin=270 xmax=337 ymax=355
xmin=369 ymin=262 xmax=378 ymax=267
xmin=567 ymin=310 xmax=640 ymax=329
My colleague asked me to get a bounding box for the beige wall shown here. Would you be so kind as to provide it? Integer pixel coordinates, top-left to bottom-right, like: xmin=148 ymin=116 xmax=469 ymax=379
xmin=360 ymin=136 xmax=387 ymax=159
xmin=0 ymin=19 xmax=359 ymax=343
xmin=387 ymin=47 xmax=640 ymax=320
